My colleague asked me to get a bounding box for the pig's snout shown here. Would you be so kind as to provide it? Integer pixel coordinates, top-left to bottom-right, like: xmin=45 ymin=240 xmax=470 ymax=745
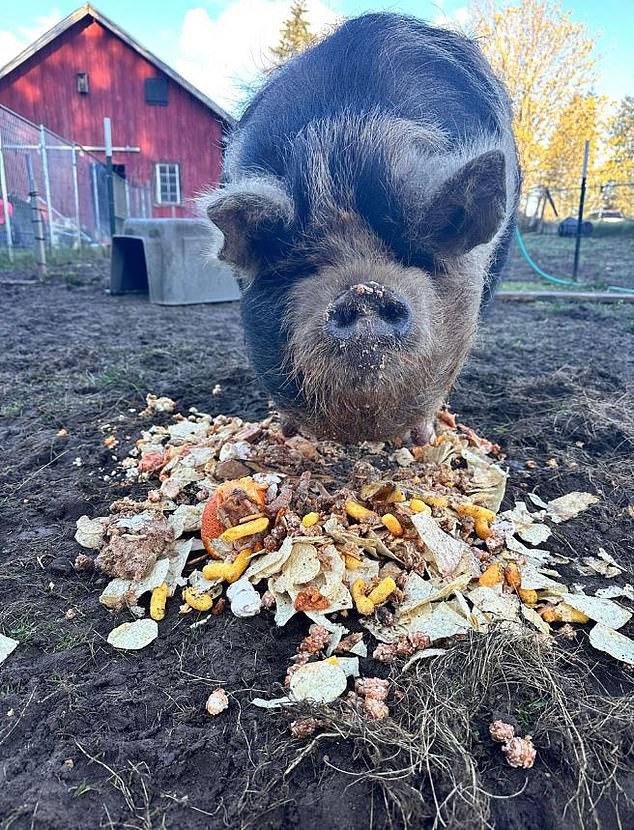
xmin=325 ymin=282 xmax=412 ymax=345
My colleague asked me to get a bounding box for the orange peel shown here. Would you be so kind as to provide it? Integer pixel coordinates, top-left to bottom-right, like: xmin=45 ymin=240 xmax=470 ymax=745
xmin=201 ymin=495 xmax=224 ymax=557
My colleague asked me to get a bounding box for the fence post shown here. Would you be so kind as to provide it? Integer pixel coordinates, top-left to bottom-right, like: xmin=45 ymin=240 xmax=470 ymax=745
xmin=71 ymin=145 xmax=81 ymax=250
xmin=0 ymin=127 xmax=14 ymax=261
xmin=572 ymin=140 xmax=590 ymax=281
xmin=124 ymin=177 xmax=130 ymax=219
xmin=91 ymin=163 xmax=102 ymax=241
xmin=26 ymin=154 xmax=47 ymax=279
xmin=39 ymin=125 xmax=55 ymax=248
xmin=104 ymin=117 xmax=116 ymax=237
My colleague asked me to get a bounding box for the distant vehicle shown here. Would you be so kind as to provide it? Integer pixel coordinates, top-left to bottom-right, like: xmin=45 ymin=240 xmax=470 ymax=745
xmin=587 ymin=210 xmax=626 ymax=222
xmin=558 ymin=217 xmax=593 ymax=237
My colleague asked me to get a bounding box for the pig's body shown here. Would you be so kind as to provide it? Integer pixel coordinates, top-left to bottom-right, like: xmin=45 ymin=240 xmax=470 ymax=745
xmin=204 ymin=13 xmax=520 ymax=442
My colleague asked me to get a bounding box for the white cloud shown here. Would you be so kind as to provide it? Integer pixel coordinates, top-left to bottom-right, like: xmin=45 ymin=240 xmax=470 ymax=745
xmin=173 ymin=0 xmax=339 ymax=115
xmin=20 ymin=10 xmax=62 ymax=43
xmin=432 ymin=5 xmax=471 ymax=32
xmin=0 ymin=8 xmax=61 ymax=69
xmin=0 ymin=30 xmax=24 ymax=68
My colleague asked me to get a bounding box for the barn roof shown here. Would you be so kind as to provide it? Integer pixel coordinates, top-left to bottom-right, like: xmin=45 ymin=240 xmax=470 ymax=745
xmin=0 ymin=3 xmax=235 ymax=126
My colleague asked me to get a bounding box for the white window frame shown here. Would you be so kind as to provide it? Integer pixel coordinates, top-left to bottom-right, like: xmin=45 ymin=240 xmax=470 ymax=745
xmin=154 ymin=163 xmax=181 ymax=205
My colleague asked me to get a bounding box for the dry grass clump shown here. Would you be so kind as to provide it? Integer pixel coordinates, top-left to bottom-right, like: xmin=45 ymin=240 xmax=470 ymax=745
xmin=274 ymin=629 xmax=634 ymax=830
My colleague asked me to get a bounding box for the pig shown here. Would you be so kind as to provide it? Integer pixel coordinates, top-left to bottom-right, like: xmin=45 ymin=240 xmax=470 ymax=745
xmin=202 ymin=12 xmax=520 ymax=442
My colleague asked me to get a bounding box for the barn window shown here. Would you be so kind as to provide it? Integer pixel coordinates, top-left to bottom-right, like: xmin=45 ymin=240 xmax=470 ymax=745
xmin=155 ymin=163 xmax=181 ymax=205
xmin=76 ymin=72 xmax=89 ymax=94
xmin=145 ymin=76 xmax=168 ymax=106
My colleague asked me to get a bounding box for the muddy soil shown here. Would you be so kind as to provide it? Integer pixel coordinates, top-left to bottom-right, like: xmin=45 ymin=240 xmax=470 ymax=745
xmin=1 ymin=260 xmax=633 ymax=830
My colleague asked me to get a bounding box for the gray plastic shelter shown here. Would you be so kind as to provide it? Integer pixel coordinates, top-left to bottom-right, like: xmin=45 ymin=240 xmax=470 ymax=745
xmin=110 ymin=218 xmax=240 ymax=305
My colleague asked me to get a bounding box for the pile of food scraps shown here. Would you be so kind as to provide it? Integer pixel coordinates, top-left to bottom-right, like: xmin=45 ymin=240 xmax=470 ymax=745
xmin=72 ymin=395 xmax=633 ymax=754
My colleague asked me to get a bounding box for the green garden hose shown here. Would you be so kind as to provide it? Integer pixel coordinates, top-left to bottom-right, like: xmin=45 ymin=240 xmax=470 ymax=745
xmin=513 ymin=226 xmax=634 ymax=293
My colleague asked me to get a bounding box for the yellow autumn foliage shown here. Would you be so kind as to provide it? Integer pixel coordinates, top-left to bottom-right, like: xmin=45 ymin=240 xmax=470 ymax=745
xmin=471 ymin=0 xmax=598 ymax=193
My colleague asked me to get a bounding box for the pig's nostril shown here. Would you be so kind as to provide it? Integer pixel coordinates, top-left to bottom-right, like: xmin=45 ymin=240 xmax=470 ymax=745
xmin=381 ymin=299 xmax=410 ymax=327
xmin=332 ymin=302 xmax=360 ymax=329
xmin=326 ymin=285 xmax=412 ymax=342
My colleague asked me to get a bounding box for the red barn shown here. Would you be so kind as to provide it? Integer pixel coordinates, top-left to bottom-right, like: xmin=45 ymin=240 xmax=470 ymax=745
xmin=0 ymin=3 xmax=233 ymax=217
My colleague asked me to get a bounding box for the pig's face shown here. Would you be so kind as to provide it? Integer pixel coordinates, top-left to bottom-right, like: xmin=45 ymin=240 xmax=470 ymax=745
xmin=282 ymin=259 xmax=483 ymax=442
xmin=204 ymin=142 xmax=510 ymax=442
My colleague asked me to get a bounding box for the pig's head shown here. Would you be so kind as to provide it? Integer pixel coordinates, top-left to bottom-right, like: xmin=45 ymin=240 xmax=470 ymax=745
xmin=204 ymin=122 xmax=515 ymax=442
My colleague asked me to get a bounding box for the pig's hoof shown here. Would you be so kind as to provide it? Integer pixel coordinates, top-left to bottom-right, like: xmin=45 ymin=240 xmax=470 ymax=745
xmin=280 ymin=415 xmax=299 ymax=438
xmin=411 ymin=422 xmax=436 ymax=446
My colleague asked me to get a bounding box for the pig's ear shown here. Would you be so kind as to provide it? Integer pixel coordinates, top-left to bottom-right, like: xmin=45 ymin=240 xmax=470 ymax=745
xmin=204 ymin=180 xmax=294 ymax=276
xmin=422 ymin=151 xmax=507 ymax=257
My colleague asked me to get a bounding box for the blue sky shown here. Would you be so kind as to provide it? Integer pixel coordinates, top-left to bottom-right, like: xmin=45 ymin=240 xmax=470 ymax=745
xmin=1 ymin=1 xmax=632 ymax=114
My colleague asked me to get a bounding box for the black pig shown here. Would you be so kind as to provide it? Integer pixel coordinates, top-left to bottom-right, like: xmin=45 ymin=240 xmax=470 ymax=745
xmin=202 ymin=13 xmax=520 ymax=442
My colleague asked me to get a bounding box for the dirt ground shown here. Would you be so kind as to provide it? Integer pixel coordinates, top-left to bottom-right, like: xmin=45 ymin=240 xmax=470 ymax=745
xmin=1 ymin=257 xmax=633 ymax=830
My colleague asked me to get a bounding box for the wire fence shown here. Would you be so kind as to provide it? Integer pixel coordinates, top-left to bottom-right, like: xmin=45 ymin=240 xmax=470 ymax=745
xmin=0 ymin=105 xmax=151 ymax=257
xmin=523 ymin=182 xmax=634 ymax=230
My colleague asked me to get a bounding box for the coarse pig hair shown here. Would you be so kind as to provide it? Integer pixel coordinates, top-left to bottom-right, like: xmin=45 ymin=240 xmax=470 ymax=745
xmin=200 ymin=12 xmax=521 ymax=441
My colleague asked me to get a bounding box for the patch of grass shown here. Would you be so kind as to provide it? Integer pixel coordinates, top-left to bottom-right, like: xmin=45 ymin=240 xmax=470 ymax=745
xmin=51 ymin=625 xmax=97 ymax=654
xmin=1 ymin=613 xmax=41 ymax=644
xmin=514 ymin=696 xmax=550 ymax=733
xmin=505 ymin=232 xmax=634 ymax=288
xmin=0 ymin=401 xmax=23 ymax=417
xmin=62 ymin=271 xmax=85 ymax=287
xmin=0 ymin=600 xmax=96 ymax=654
xmin=72 ymin=781 xmax=96 ymax=799
xmin=94 ymin=366 xmax=147 ymax=394
xmin=498 ymin=279 xmax=582 ymax=292
xmin=591 ymin=219 xmax=634 ymax=238
xmin=0 ymin=246 xmax=107 ymax=275
xmin=74 ymin=743 xmax=155 ymax=828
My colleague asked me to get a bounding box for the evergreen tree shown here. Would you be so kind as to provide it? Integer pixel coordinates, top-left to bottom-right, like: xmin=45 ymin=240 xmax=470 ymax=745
xmin=271 ymin=2 xmax=316 ymax=64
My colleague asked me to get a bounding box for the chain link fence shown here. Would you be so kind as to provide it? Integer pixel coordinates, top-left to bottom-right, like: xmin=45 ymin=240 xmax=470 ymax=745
xmin=0 ymin=104 xmax=151 ymax=257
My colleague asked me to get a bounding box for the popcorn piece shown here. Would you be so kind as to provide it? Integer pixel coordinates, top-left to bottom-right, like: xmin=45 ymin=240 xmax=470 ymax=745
xmin=489 ymin=720 xmax=515 ymax=743
xmin=290 ymin=717 xmax=320 ymax=739
xmin=299 ymin=624 xmax=332 ymax=654
xmin=205 ymin=688 xmax=229 ymax=716
xmin=502 ymin=736 xmax=537 ymax=769
xmin=226 ymin=578 xmax=262 ymax=617
xmin=355 ymin=677 xmax=390 ymax=720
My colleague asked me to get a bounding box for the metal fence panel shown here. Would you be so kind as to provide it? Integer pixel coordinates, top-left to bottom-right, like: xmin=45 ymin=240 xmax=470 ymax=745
xmin=0 ymin=104 xmax=151 ymax=255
